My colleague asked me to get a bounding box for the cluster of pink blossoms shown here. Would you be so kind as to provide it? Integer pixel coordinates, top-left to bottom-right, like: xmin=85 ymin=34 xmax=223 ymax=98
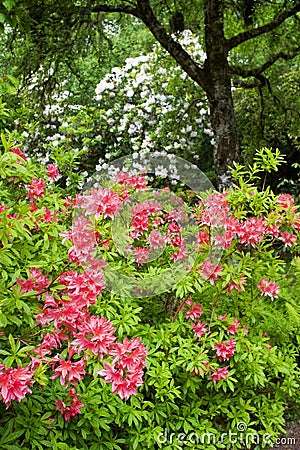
xmin=1 ymin=152 xmax=300 ymax=423
xmin=55 ymin=387 xmax=84 ymax=422
xmin=195 ymin=191 xmax=299 ymax=251
xmin=6 ymin=171 xmax=149 ymax=418
xmin=11 ymin=262 xmax=148 ymax=420
xmin=257 ymin=278 xmax=280 ymax=299
xmin=193 ymin=190 xmax=300 ymax=293
xmin=183 ymin=300 xmax=242 ymax=383
xmin=16 ymin=267 xmax=50 ymax=294
xmin=0 ymin=365 xmax=34 ymax=407
xmin=99 ymin=337 xmax=148 ymax=400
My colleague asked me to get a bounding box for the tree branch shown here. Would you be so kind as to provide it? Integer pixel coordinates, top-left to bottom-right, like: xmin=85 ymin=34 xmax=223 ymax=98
xmin=135 ymin=0 xmax=209 ymax=90
xmin=226 ymin=2 xmax=300 ymax=50
xmin=230 ymin=47 xmax=300 ymax=78
xmin=88 ymin=0 xmax=209 ymax=91
xmin=90 ymin=3 xmax=138 ymax=16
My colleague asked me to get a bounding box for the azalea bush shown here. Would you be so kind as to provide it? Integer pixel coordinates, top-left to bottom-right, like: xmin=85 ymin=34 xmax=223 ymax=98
xmin=0 ymin=139 xmax=299 ymax=449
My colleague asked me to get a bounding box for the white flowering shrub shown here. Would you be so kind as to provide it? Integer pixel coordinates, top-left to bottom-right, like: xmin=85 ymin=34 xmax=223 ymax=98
xmin=17 ymin=31 xmax=214 ymax=182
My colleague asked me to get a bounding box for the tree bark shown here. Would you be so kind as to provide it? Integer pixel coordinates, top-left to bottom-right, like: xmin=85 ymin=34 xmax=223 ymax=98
xmin=90 ymin=0 xmax=300 ymax=190
xmin=204 ymin=0 xmax=240 ymax=190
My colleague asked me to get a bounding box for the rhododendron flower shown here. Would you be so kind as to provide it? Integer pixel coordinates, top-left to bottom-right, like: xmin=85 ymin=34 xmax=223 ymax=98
xmin=131 ymin=199 xmax=161 ymax=216
xmin=213 ymin=338 xmax=236 ymax=361
xmin=99 ymin=363 xmax=145 ymax=399
xmin=16 ymin=267 xmax=50 ymax=293
xmin=42 ymin=208 xmax=56 ymax=223
xmin=51 ymin=358 xmax=86 ymax=386
xmin=192 ymin=321 xmax=207 ymax=338
xmin=219 ymin=314 xmax=228 ymax=320
xmin=72 ymin=316 xmax=116 ymax=357
xmin=171 ymin=234 xmax=184 ymax=247
xmin=166 ymin=221 xmax=181 ymax=238
xmin=115 ymin=171 xmax=148 ymax=189
xmin=134 ymin=247 xmax=150 ymax=265
xmin=227 ymin=318 xmax=240 ymax=335
xmin=171 ymin=245 xmax=188 ymax=262
xmin=226 ymin=275 xmax=246 ymax=293
xmin=201 ymin=192 xmax=230 ymax=226
xmin=10 ymin=147 xmax=27 ymax=162
xmin=196 ymin=230 xmax=210 ymax=248
xmin=109 ymin=337 xmax=148 ymax=370
xmin=209 ymin=366 xmax=229 ymax=383
xmin=185 ymin=302 xmax=203 ymax=320
xmin=68 ymin=217 xmax=97 ymax=262
xmin=131 ymin=214 xmax=149 ymax=232
xmin=257 ymin=278 xmax=279 ymax=298
xmin=99 ymin=337 xmax=147 ymax=400
xmin=276 ymin=194 xmax=294 ymax=209
xmin=55 ymin=387 xmax=84 ymax=421
xmin=237 ymin=217 xmax=266 ymax=247
xmin=26 ymin=178 xmax=46 ymax=200
xmin=214 ymin=230 xmax=235 ymax=249
xmin=200 ymin=259 xmax=223 ymax=284
xmin=279 ymin=232 xmax=297 ymax=246
xmin=29 ymin=201 xmax=38 ymax=212
xmin=83 ymin=187 xmax=122 ymax=219
xmin=0 ymin=366 xmax=34 ymax=407
xmin=47 ymin=163 xmax=59 ymax=180
xmin=265 ymin=222 xmax=280 ymax=238
xmin=147 ymin=229 xmax=165 ymax=250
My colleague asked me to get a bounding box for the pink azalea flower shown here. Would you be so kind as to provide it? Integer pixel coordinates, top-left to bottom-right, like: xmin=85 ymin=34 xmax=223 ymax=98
xmin=213 ymin=338 xmax=236 ymax=361
xmin=226 ymin=275 xmax=246 ymax=293
xmin=227 ymin=318 xmax=240 ymax=335
xmin=279 ymin=232 xmax=297 ymax=246
xmin=131 ymin=200 xmax=161 ymax=216
xmin=191 ymin=321 xmax=207 ymax=338
xmin=115 ymin=171 xmax=148 ymax=189
xmin=171 ymin=245 xmax=188 ymax=262
xmin=237 ymin=217 xmax=266 ymax=247
xmin=83 ymin=187 xmax=122 ymax=219
xmin=98 ymin=337 xmax=147 ymax=400
xmin=185 ymin=302 xmax=203 ymax=320
xmin=0 ymin=366 xmax=34 ymax=407
xmin=257 ymin=278 xmax=279 ymax=299
xmin=200 ymin=258 xmax=223 ymax=284
xmin=72 ymin=316 xmax=116 ymax=357
xmin=51 ymin=358 xmax=86 ymax=386
xmin=26 ymin=178 xmax=46 ymax=200
xmin=276 ymin=194 xmax=294 ymax=209
xmin=131 ymin=214 xmax=149 ymax=232
xmin=219 ymin=314 xmax=228 ymax=321
xmin=55 ymin=387 xmax=84 ymax=421
xmin=209 ymin=366 xmax=229 ymax=383
xmin=147 ymin=229 xmax=165 ymax=250
xmin=16 ymin=267 xmax=50 ymax=293
xmin=9 ymin=147 xmax=27 ymax=162
xmin=47 ymin=163 xmax=59 ymax=180
xmin=134 ymin=247 xmax=150 ymax=265
xmin=43 ymin=208 xmax=56 ymax=223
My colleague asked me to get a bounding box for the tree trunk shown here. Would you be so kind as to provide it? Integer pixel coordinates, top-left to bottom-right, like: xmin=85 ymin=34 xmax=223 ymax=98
xmin=206 ymin=78 xmax=240 ymax=190
xmin=204 ymin=0 xmax=240 ymax=190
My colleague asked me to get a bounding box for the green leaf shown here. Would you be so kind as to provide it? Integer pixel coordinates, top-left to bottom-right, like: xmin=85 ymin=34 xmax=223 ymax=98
xmin=0 ymin=429 xmax=25 ymax=445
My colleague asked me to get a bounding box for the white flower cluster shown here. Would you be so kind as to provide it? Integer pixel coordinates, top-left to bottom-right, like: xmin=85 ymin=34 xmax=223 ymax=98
xmin=94 ymin=31 xmax=213 ymax=168
xmin=19 ymin=30 xmax=214 ymax=190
